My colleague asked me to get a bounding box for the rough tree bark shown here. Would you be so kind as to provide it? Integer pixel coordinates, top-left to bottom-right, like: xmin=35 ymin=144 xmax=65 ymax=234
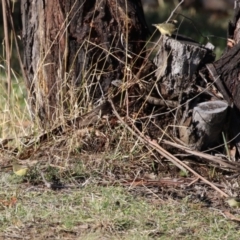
xmin=21 ymin=0 xmax=149 ymax=128
xmin=21 ymin=0 xmax=237 ymax=153
xmin=204 ymin=1 xmax=240 ymax=153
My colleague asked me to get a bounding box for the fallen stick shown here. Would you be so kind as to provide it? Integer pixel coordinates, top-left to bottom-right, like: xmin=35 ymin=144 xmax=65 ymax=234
xmin=109 ymin=99 xmax=229 ymax=198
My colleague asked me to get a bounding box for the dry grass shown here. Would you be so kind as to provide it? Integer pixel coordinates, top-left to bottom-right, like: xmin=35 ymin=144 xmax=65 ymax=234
xmin=1 ymin=172 xmax=240 ymax=239
xmin=0 ymin=71 xmax=239 ymax=238
xmin=0 ymin=2 xmax=239 ymax=239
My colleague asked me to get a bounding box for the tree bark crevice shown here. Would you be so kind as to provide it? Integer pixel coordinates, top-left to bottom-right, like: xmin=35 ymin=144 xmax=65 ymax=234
xmin=21 ymin=0 xmax=149 ymax=127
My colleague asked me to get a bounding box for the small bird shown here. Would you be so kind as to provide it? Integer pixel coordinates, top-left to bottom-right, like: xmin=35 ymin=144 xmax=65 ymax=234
xmin=12 ymin=160 xmax=29 ymax=176
xmin=152 ymin=21 xmax=177 ymax=36
xmin=226 ymin=197 xmax=240 ymax=208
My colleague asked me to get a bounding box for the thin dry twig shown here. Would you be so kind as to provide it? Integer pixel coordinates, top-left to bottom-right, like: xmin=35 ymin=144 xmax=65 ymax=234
xmin=166 ymin=0 xmax=185 ymax=23
xmin=109 ymin=99 xmax=229 ymax=198
xmin=38 ymin=170 xmax=51 ymax=188
xmin=163 ymin=139 xmax=240 ymax=170
xmin=109 ymin=100 xmax=186 ymax=172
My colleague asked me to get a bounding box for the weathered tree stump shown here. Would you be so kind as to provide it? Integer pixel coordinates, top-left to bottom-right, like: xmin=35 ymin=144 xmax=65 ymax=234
xmin=154 ymin=35 xmax=214 ymax=96
xmin=151 ymin=35 xmax=216 ymax=148
xmin=180 ymin=100 xmax=229 ymax=150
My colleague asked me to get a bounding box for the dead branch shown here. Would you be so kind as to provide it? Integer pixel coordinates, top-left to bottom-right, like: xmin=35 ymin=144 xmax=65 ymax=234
xmin=109 ymin=99 xmax=229 ymax=198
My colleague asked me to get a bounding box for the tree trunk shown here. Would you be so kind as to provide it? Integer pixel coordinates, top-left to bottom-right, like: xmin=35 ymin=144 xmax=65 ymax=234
xmin=204 ymin=2 xmax=240 ymax=153
xmin=21 ymin=0 xmax=149 ymax=128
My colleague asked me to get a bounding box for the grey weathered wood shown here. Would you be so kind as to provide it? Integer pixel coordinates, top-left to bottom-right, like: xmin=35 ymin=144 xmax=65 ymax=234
xmin=179 ymin=101 xmax=229 ymax=150
xmin=192 ymin=100 xmax=228 ymax=150
xmin=153 ymin=35 xmax=215 ymax=96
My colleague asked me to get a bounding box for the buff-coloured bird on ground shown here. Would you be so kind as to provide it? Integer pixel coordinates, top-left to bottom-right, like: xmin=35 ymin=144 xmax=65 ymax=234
xmin=226 ymin=197 xmax=240 ymax=208
xmin=12 ymin=160 xmax=29 ymax=176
